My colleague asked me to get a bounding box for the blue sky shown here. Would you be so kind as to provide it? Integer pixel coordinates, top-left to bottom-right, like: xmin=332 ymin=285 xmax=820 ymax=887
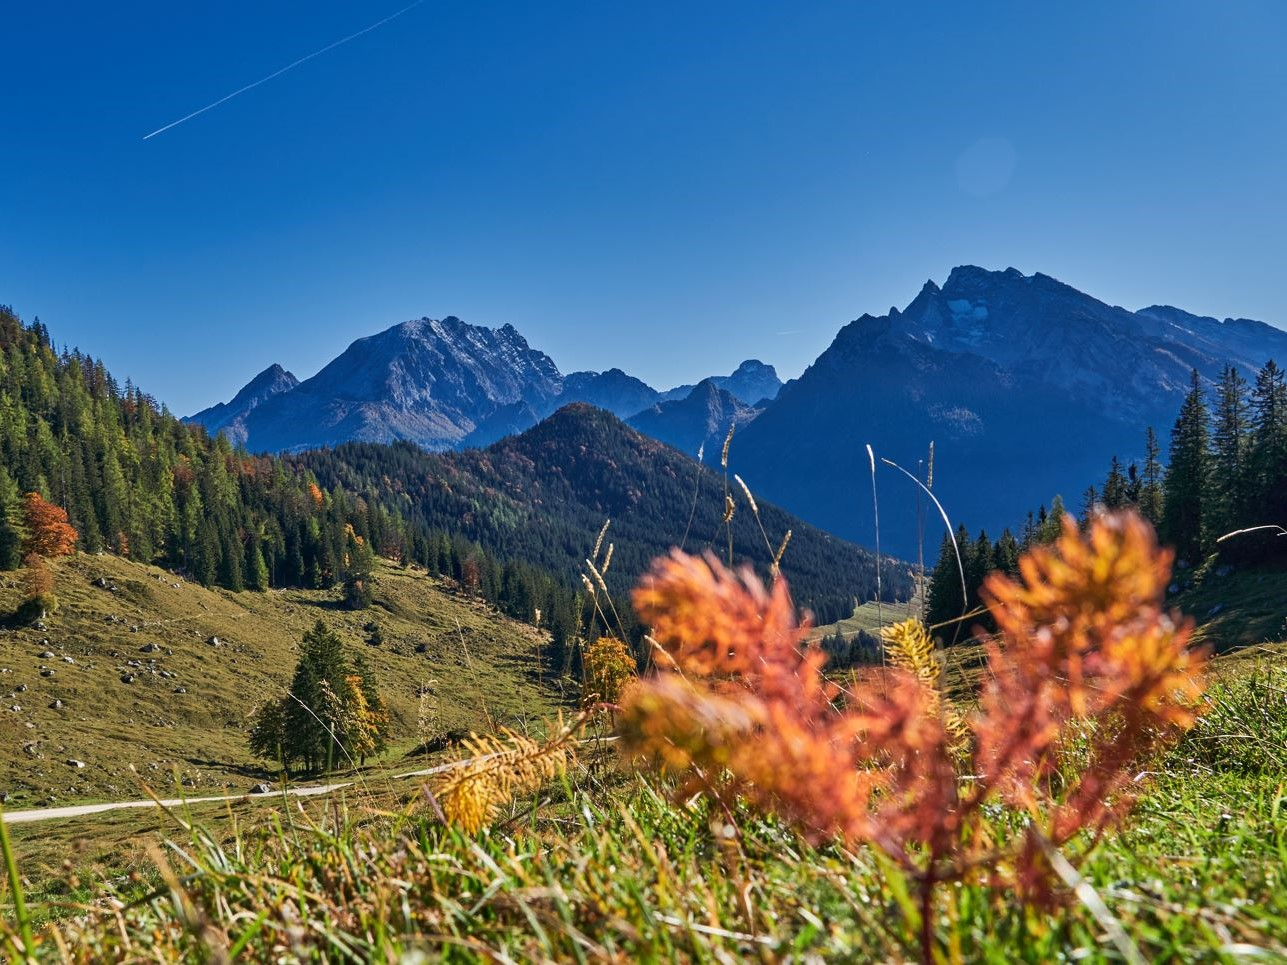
xmin=3 ymin=1 xmax=1285 ymax=416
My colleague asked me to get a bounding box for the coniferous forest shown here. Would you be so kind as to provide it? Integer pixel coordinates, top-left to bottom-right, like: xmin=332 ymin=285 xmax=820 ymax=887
xmin=926 ymin=362 xmax=1287 ymax=633
xmin=0 ymin=306 xmax=898 ymax=669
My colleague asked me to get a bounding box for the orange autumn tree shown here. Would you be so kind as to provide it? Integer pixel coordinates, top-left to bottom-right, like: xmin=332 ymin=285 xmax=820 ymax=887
xmin=618 ymin=511 xmax=1206 ymax=960
xmin=21 ymin=492 xmax=78 ymax=559
xmin=18 ymin=492 xmax=77 ymax=620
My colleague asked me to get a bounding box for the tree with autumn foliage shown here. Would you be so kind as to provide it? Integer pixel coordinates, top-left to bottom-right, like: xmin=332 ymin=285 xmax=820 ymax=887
xmin=15 ymin=491 xmax=77 ymax=622
xmin=21 ymin=491 xmax=78 ymax=559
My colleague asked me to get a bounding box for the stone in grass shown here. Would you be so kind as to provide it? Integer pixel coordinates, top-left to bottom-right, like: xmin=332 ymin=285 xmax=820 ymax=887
xmin=174 ymin=686 xmax=187 ymax=694
xmin=120 ymin=674 xmax=135 ymax=684
xmin=207 ymin=636 xmax=222 ymax=647
xmin=140 ymin=643 xmax=161 ymax=653
xmin=249 ymin=783 xmax=274 ymax=795
xmin=38 ymin=651 xmax=54 ymax=659
xmin=50 ymin=699 xmax=64 ymax=710
xmin=66 ymin=760 xmax=85 ymax=769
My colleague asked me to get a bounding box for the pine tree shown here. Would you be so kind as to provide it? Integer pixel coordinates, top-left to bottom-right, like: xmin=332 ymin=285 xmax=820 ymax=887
xmin=1036 ymin=496 xmax=1067 ymax=543
xmin=0 ymin=467 xmax=22 ymax=570
xmin=925 ymin=528 xmax=967 ymax=635
xmin=1140 ymin=427 xmax=1164 ymax=526
xmin=1246 ymin=360 xmax=1287 ymax=527
xmin=1161 ymin=370 xmax=1211 ymax=562
xmin=1080 ymin=485 xmax=1099 ymax=523
xmin=993 ymin=528 xmax=1020 ymax=575
xmin=1101 ymin=457 xmax=1128 ymax=510
xmin=1208 ymin=365 xmax=1250 ymax=543
xmin=248 ymin=698 xmax=288 ymax=773
xmin=245 ymin=537 xmax=269 ymax=592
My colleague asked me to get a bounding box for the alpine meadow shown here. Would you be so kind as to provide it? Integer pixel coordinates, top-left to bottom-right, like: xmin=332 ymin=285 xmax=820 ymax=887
xmin=4 ymin=3 xmax=1287 ymax=962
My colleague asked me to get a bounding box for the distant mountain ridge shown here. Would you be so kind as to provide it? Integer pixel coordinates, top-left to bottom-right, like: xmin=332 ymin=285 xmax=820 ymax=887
xmin=658 ymin=359 xmax=783 ymax=406
xmin=628 ymin=379 xmax=762 ymax=459
xmin=187 ymin=315 xmax=773 ymax=453
xmin=731 ymin=265 xmax=1287 ymax=557
xmin=186 ymin=268 xmax=1287 ymax=560
xmin=188 ymin=363 xmax=299 ymax=446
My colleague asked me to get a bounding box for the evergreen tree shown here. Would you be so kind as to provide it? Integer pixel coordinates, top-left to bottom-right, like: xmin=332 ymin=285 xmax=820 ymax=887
xmin=281 ymin=621 xmax=353 ymax=773
xmin=1101 ymin=456 xmax=1128 ymax=509
xmin=1246 ymin=360 xmax=1287 ymax=527
xmin=1208 ymin=364 xmax=1250 ymax=542
xmin=925 ymin=528 xmax=968 ymax=636
xmin=993 ymin=528 xmax=1020 ymax=576
xmin=1161 ymin=370 xmax=1211 ymax=562
xmin=0 ymin=467 xmax=22 ymax=570
xmin=1140 ymin=427 xmax=1164 ymax=525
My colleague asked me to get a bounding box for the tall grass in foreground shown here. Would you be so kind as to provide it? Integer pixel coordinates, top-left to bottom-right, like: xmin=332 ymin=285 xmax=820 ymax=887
xmin=4 ymin=512 xmax=1286 ymax=962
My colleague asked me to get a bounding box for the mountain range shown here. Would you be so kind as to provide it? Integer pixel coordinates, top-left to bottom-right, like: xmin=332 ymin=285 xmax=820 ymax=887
xmin=189 ymin=319 xmax=780 ymax=454
xmin=189 ymin=266 xmax=1287 ymax=558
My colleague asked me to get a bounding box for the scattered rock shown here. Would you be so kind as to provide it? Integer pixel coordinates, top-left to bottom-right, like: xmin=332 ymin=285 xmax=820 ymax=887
xmin=40 ymin=669 xmax=55 ymax=678
xmin=207 ymin=636 xmax=221 ymax=647
xmin=9 ymin=705 xmax=20 ymax=712
xmin=140 ymin=643 xmax=161 ymax=653
xmin=174 ymin=687 xmax=187 ymax=694
xmin=120 ymin=674 xmax=135 ymax=684
xmin=91 ymin=576 xmax=109 ymax=589
xmin=66 ymin=760 xmax=85 ymax=769
xmin=50 ymin=699 xmax=64 ymax=710
xmin=38 ymin=651 xmax=54 ymax=659
xmin=15 ymin=684 xmax=27 ymax=693
xmin=249 ymin=783 xmax=274 ymax=795
xmin=61 ymin=656 xmax=74 ymax=664
xmin=181 ymin=777 xmax=196 ymax=787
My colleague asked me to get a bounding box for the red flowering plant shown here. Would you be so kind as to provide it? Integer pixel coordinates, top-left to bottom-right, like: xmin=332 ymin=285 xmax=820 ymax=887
xmin=617 ymin=511 xmax=1207 ymax=957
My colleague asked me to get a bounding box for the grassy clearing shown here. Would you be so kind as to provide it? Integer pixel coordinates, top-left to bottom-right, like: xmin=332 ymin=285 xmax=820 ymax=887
xmin=0 ymin=553 xmax=560 ymax=807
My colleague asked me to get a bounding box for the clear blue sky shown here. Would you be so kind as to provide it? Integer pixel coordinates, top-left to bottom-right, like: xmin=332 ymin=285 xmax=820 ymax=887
xmin=3 ymin=1 xmax=1285 ymax=416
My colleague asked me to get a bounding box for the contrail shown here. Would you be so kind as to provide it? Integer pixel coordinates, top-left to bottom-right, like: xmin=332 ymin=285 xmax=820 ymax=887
xmin=143 ymin=0 xmax=426 ymax=140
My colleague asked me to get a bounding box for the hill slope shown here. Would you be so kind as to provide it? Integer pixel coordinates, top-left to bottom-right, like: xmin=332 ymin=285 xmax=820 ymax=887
xmin=0 ymin=553 xmax=559 ymax=807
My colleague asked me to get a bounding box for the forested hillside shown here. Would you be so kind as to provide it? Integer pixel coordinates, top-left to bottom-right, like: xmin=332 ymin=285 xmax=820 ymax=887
xmin=0 ymin=306 xmax=407 ymax=593
xmin=0 ymin=307 xmax=899 ymax=668
xmin=292 ymin=404 xmax=910 ymax=625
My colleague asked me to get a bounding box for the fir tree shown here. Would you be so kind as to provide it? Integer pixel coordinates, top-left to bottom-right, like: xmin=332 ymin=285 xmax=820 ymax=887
xmin=1208 ymin=364 xmax=1250 ymax=543
xmin=1140 ymin=427 xmax=1164 ymax=525
xmin=1246 ymin=360 xmax=1287 ymax=527
xmin=1161 ymin=370 xmax=1211 ymax=562
xmin=1101 ymin=456 xmax=1128 ymax=510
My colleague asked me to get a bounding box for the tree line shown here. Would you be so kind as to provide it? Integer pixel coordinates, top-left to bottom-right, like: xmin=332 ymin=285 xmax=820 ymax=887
xmin=925 ymin=359 xmax=1287 ymax=635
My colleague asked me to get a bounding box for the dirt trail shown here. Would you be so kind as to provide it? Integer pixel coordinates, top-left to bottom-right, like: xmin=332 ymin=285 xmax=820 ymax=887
xmin=0 ymin=762 xmax=458 ymax=826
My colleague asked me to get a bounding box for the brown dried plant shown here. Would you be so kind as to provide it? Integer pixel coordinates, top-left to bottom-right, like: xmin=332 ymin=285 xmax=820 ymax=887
xmin=617 ymin=511 xmax=1207 ymax=958
xmin=580 ymin=636 xmax=637 ymax=709
xmin=436 ymin=716 xmax=581 ymax=834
